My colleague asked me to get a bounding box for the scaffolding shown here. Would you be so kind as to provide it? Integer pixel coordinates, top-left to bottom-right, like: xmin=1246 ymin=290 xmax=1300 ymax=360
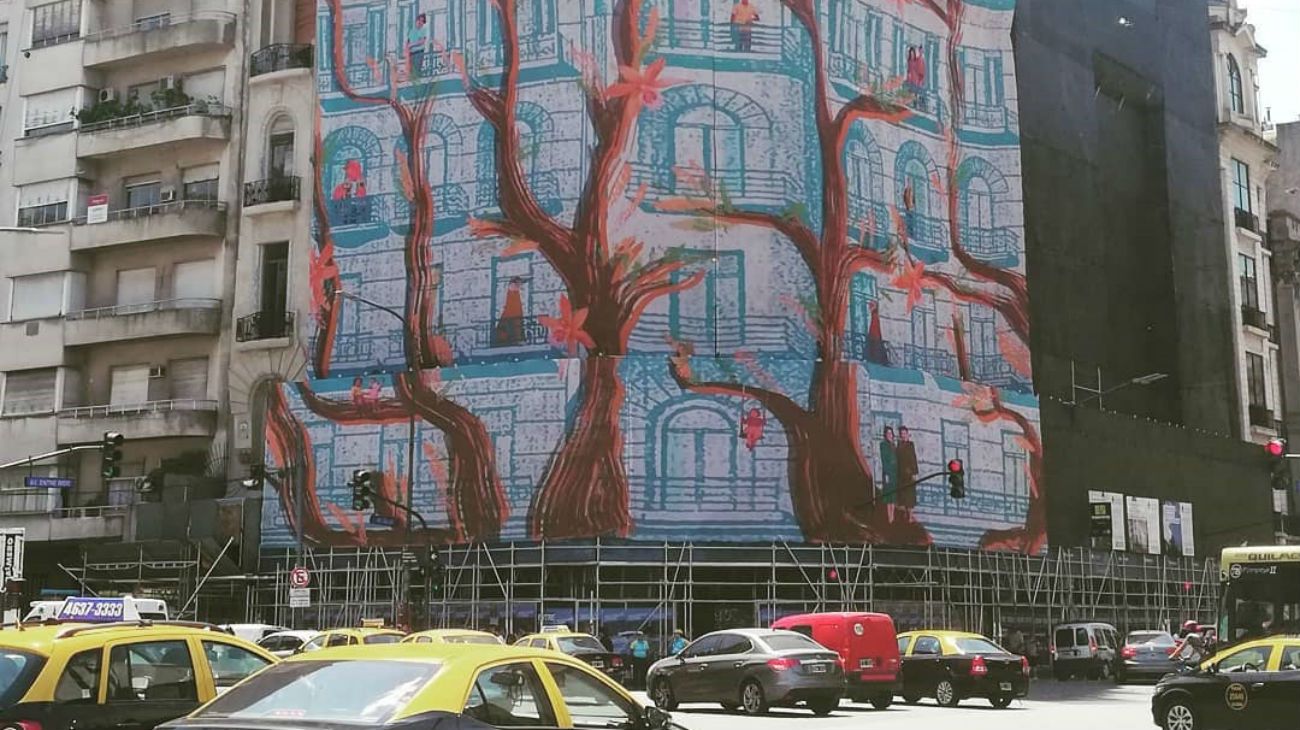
xmin=250 ymin=541 xmax=1219 ymax=654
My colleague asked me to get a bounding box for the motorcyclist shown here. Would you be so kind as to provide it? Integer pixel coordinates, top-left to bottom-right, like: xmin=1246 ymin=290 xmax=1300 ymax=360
xmin=1170 ymin=620 xmax=1206 ymax=669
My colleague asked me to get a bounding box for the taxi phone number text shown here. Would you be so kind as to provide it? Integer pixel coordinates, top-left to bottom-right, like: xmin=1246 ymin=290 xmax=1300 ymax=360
xmin=61 ymin=602 xmax=125 ymax=619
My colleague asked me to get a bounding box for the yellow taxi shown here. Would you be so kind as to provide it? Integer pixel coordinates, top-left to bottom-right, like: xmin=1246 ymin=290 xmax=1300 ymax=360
xmin=298 ymin=627 xmax=405 ymax=653
xmin=1152 ymin=635 xmax=1300 ymax=729
xmin=159 ymin=643 xmax=684 ymax=730
xmin=514 ymin=631 xmax=626 ymax=682
xmin=401 ymin=629 xmax=503 ymax=646
xmin=0 ymin=620 xmax=276 ymax=729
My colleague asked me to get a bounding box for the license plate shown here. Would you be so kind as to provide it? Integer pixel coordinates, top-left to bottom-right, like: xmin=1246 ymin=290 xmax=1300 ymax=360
xmin=809 ymin=664 xmax=827 ymax=673
xmin=591 ymin=661 xmax=604 ymax=668
xmin=999 ymin=682 xmax=1012 ymax=691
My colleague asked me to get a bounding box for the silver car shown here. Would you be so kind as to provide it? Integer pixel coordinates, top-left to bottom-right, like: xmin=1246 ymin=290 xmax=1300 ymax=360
xmin=647 ymin=628 xmax=845 ymax=715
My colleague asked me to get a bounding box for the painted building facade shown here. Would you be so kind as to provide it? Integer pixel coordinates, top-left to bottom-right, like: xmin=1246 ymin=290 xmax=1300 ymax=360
xmin=264 ymin=0 xmax=1039 ymax=551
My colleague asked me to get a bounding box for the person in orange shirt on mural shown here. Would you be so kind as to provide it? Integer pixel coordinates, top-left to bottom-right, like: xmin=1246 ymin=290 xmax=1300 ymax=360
xmin=494 ymin=277 xmax=526 ymax=346
xmin=731 ymin=0 xmax=760 ymax=52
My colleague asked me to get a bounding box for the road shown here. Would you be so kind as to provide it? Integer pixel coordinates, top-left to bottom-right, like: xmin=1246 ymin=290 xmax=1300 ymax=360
xmin=635 ymin=680 xmax=1157 ymax=730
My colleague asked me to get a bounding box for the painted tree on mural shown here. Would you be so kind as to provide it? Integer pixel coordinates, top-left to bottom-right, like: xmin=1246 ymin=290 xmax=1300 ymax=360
xmin=461 ymin=0 xmax=707 ymax=540
xmin=263 ymin=0 xmax=509 ymax=546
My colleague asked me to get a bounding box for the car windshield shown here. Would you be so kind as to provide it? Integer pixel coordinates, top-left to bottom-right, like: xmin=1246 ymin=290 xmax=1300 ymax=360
xmin=954 ymin=638 xmax=1007 ymax=655
xmin=194 ymin=660 xmax=441 ymax=724
xmin=0 ymin=649 xmax=46 ymax=710
xmin=557 ymin=636 xmax=605 ymax=653
xmin=363 ymin=634 xmax=402 ymax=645
xmin=762 ymin=634 xmax=823 ymax=652
xmin=445 ymin=635 xmax=500 ymax=645
xmin=1127 ymin=632 xmax=1175 ymax=646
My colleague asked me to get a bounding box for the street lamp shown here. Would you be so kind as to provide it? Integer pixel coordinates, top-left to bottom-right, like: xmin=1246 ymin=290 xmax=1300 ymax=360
xmin=1070 ymin=372 xmax=1168 ymax=408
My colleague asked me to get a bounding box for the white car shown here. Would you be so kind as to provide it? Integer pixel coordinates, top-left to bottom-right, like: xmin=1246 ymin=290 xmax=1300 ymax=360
xmin=221 ymin=623 xmax=290 ymax=643
xmin=257 ymin=629 xmax=320 ymax=657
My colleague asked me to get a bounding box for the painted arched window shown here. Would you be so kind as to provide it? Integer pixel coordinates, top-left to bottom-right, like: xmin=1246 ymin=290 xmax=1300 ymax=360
xmin=478 ymin=0 xmax=554 ymax=45
xmin=649 ymin=401 xmax=750 ymax=510
xmin=475 ymin=102 xmax=553 ymax=207
xmin=423 ymin=114 xmax=461 ymax=185
xmin=267 ymin=115 xmax=295 ymax=179
xmin=895 ymin=141 xmax=938 ymax=217
xmin=963 ymin=176 xmax=993 ymax=230
xmin=672 ymin=107 xmax=744 ymax=186
xmin=1227 ymin=54 xmax=1245 ymax=114
xmin=903 ymin=159 xmax=930 ymax=214
xmin=846 ymin=140 xmax=877 ymax=205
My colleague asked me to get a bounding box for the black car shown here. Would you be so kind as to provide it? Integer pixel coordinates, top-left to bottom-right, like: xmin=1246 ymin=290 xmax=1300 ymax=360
xmin=647 ymin=629 xmax=845 ymax=716
xmin=897 ymin=632 xmax=1029 ymax=708
xmin=1151 ymin=638 xmax=1300 ymax=730
xmin=1117 ymin=630 xmax=1178 ymax=683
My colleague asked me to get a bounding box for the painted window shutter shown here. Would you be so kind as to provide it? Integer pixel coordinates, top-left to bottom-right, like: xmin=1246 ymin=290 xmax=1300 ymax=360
xmin=170 ymin=358 xmax=210 ymax=400
xmin=11 ymin=272 xmax=65 ymax=320
xmin=174 ymin=259 xmax=216 ymax=300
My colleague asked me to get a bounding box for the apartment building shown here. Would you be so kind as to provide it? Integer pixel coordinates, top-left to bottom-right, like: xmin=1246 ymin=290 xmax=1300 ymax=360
xmin=0 ymin=0 xmax=309 ymax=597
xmin=1210 ymin=0 xmax=1281 ymax=445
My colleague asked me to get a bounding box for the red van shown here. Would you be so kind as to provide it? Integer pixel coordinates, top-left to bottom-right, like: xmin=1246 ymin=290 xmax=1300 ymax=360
xmin=771 ymin=612 xmax=900 ymax=708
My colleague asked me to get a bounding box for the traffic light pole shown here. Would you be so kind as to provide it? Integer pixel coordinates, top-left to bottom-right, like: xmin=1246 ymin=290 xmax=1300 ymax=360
xmin=367 ymin=490 xmax=430 ymax=532
xmin=863 ymin=469 xmax=954 ymax=507
xmin=0 ymin=444 xmax=104 ymax=470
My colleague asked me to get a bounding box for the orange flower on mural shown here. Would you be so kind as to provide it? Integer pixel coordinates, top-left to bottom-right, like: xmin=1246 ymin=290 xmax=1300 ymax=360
xmin=606 ymin=57 xmax=680 ymax=110
xmin=538 ymin=295 xmax=596 ymax=355
xmin=891 ymin=257 xmax=927 ymax=312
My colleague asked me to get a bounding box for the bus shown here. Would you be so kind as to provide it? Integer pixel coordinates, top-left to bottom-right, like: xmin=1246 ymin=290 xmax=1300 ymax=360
xmin=1219 ymin=546 xmax=1300 ymax=641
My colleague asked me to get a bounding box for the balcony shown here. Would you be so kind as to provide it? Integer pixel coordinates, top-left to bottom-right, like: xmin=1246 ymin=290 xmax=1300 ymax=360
xmin=627 ymin=163 xmax=799 ymax=212
xmin=1 ymin=504 xmax=129 ymax=542
xmin=474 ymin=316 xmax=554 ymax=356
xmin=236 ymin=310 xmax=296 ymax=343
xmin=82 ymin=12 xmax=236 ymax=69
xmin=70 ymin=200 xmax=226 ymax=250
xmin=1249 ymin=404 xmax=1275 ymax=429
xmin=76 ymin=103 xmax=231 ymax=159
xmin=1241 ymin=305 xmax=1267 ymax=331
xmin=57 ymin=399 xmax=219 ymax=443
xmin=244 ymin=176 xmax=300 ymax=208
xmin=1235 ymin=207 xmax=1260 ymax=234
xmin=962 ymin=226 xmax=1020 ymax=267
xmin=65 ymin=298 xmax=221 ymax=346
xmin=250 ymin=43 xmax=314 ymax=78
xmin=654 ymin=20 xmax=789 ymax=59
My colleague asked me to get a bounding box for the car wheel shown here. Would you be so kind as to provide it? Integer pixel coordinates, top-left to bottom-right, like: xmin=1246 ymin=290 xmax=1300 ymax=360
xmin=935 ymin=678 xmax=960 ymax=708
xmin=1161 ymin=698 xmax=1198 ymax=730
xmin=870 ymin=693 xmax=893 ymax=710
xmin=1099 ymin=661 xmax=1112 ymax=680
xmin=902 ymin=692 xmax=923 ymax=705
xmin=651 ymin=678 xmax=678 ymax=711
xmin=808 ymin=695 xmax=838 ymax=716
xmin=990 ymin=694 xmax=1013 ymax=709
xmin=740 ymin=680 xmax=768 ymax=715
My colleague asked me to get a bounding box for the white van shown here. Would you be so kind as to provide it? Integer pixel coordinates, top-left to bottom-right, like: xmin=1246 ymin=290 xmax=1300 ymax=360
xmin=1051 ymin=621 xmax=1120 ymax=680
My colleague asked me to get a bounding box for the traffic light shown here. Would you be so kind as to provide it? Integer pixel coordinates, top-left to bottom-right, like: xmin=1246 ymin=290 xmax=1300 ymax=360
xmin=1266 ymin=438 xmax=1290 ymax=491
xmin=349 ymin=469 xmax=373 ymax=510
xmin=947 ymin=458 xmax=965 ymax=499
xmin=428 ymin=548 xmax=446 ymax=596
xmin=100 ymin=431 xmax=124 ymax=478
xmin=137 ymin=468 xmax=162 ymax=494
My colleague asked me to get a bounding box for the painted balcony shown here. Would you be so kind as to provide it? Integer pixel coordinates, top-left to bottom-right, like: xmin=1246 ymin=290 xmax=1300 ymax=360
xmin=82 ymin=12 xmax=236 ymax=69
xmin=57 ymin=399 xmax=219 ymax=443
xmin=473 ymin=316 xmax=555 ymax=358
xmin=653 ymin=20 xmax=792 ymax=61
xmin=961 ymin=226 xmax=1020 ymax=268
xmin=961 ymin=100 xmax=1010 ymax=133
xmin=629 ymin=162 xmax=799 ymax=212
xmin=70 ymin=200 xmax=226 ymax=251
xmin=76 ymin=104 xmax=231 ymax=159
xmin=902 ymin=344 xmax=960 ymax=379
xmin=848 ymin=198 xmax=895 ymax=250
xmin=902 ymin=212 xmax=950 ymax=263
xmin=828 ymin=51 xmax=887 ymax=91
xmin=474 ymin=173 xmax=564 ymax=215
xmin=64 ymin=298 xmax=221 ymax=346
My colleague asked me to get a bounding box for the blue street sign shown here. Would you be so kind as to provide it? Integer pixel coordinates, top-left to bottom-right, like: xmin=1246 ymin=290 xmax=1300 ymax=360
xmin=58 ymin=597 xmax=125 ymax=622
xmin=24 ymin=476 xmax=74 ymax=489
xmin=369 ymin=514 xmax=396 ymax=527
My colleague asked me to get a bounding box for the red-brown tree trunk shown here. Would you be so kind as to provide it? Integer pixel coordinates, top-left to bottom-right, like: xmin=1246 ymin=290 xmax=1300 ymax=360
xmin=529 ymin=354 xmax=630 ymax=540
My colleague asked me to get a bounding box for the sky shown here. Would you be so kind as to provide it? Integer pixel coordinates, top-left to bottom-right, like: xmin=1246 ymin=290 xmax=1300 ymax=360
xmin=1243 ymin=0 xmax=1300 ymax=124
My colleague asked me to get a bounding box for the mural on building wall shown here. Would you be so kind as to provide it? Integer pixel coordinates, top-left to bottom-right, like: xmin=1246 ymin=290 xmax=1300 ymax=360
xmin=264 ymin=0 xmax=1042 ymax=552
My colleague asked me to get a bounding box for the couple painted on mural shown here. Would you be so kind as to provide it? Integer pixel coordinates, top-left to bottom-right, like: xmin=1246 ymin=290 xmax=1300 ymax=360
xmin=878 ymin=426 xmax=920 ymax=525
xmin=350 ymin=376 xmax=384 ymax=407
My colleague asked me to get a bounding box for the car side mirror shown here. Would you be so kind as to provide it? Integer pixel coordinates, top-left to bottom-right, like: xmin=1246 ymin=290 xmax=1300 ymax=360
xmin=642 ymin=707 xmax=672 ymax=730
xmin=1206 ymin=662 xmax=1218 ymax=675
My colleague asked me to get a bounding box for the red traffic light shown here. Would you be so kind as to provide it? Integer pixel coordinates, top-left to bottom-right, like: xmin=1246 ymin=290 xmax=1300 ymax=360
xmin=826 ymin=569 xmax=839 ymax=581
xmin=947 ymin=459 xmax=964 ymax=474
xmin=1266 ymin=439 xmax=1286 ymax=458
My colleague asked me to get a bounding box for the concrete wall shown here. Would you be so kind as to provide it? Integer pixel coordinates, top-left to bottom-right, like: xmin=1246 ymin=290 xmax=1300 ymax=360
xmin=74 ymin=334 xmax=217 ymax=404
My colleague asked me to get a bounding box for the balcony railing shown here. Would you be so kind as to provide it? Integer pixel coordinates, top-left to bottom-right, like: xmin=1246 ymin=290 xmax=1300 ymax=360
xmin=66 ymin=298 xmax=220 ymax=321
xmin=250 ymin=43 xmax=314 ymax=77
xmin=82 ymin=11 xmax=236 ymax=42
xmin=244 ymin=176 xmax=300 ymax=206
xmin=962 ymin=226 xmax=1019 ymax=262
xmin=77 ymin=102 xmax=230 ymax=134
xmin=655 ymin=20 xmax=787 ymax=57
xmin=73 ymin=198 xmax=224 ymax=224
xmin=1249 ymin=404 xmax=1274 ymax=429
xmin=1235 ymin=207 xmax=1260 ymax=234
xmin=60 ymin=399 xmax=219 ymax=419
xmin=828 ymin=52 xmax=886 ymax=89
xmin=330 ymin=196 xmax=376 ymax=226
xmin=237 ymin=310 xmax=296 ymax=342
xmin=1242 ymin=305 xmax=1267 ymax=330
xmin=960 ymin=101 xmax=1009 ymax=131
xmin=478 ymin=316 xmax=552 ymax=350
xmin=902 ymin=344 xmax=961 ymax=379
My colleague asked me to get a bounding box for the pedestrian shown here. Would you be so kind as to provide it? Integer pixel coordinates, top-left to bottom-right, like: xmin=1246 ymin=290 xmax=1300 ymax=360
xmin=630 ymin=633 xmax=651 ymax=689
xmin=669 ymin=629 xmax=689 ymax=655
xmin=730 ymin=0 xmax=760 ymax=52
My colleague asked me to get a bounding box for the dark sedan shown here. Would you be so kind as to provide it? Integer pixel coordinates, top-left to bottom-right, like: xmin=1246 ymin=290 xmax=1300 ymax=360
xmin=1151 ymin=636 xmax=1300 ymax=730
xmin=897 ymin=631 xmax=1029 ymax=708
xmin=647 ymin=629 xmax=845 ymax=715
xmin=1118 ymin=630 xmax=1177 ymax=683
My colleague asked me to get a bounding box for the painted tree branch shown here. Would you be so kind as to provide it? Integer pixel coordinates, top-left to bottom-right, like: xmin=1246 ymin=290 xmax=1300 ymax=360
xmin=310 ymin=118 xmax=343 ymax=377
xmin=296 ymin=382 xmax=411 ymax=424
xmin=667 ymin=354 xmax=809 ymax=428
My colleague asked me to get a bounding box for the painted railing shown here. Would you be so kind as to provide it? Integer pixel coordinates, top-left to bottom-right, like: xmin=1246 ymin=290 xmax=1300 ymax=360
xmin=476 ymin=316 xmax=553 ymax=351
xmin=629 ymin=163 xmax=798 ymax=208
xmin=828 ymin=51 xmax=886 ymax=90
xmin=475 ymin=171 xmax=562 ymax=210
xmin=641 ymin=476 xmax=785 ymax=514
xmin=960 ymin=101 xmax=1009 ymax=132
xmin=961 ymin=226 xmax=1019 ymax=264
xmin=655 ymin=20 xmax=787 ymax=57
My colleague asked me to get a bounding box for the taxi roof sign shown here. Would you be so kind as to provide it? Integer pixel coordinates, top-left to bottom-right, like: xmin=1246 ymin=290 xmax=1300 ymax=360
xmin=360 ymin=618 xmax=386 ymax=628
xmin=58 ymin=597 xmax=131 ymax=622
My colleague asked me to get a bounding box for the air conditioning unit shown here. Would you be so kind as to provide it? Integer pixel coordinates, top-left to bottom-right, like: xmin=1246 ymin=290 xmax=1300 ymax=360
xmin=148 ymin=366 xmax=167 ymax=379
xmin=160 ymin=75 xmax=179 ymax=92
xmin=98 ymin=88 xmax=118 ymax=104
xmin=159 ymin=186 xmax=176 ymax=203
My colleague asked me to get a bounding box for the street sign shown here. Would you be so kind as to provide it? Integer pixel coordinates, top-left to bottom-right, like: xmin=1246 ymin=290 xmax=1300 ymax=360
xmin=24 ymin=476 xmax=74 ymax=489
xmin=288 ymin=588 xmax=311 ymax=608
xmin=0 ymin=529 xmax=23 ymax=591
xmin=289 ymin=566 xmax=310 ymax=589
xmin=369 ymin=514 xmax=397 ymax=527
xmin=86 ymin=194 xmax=108 ymax=224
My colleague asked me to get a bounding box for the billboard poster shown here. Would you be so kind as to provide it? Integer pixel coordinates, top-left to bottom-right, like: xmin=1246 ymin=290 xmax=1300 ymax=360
xmin=1161 ymin=501 xmax=1194 ymax=558
xmin=1125 ymin=496 xmax=1161 ymax=555
xmin=1088 ymin=490 xmax=1126 ymax=552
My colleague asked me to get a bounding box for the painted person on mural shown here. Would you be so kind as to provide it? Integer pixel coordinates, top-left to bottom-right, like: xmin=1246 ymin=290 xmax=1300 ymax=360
xmin=494 ymin=277 xmax=526 ymax=346
xmin=880 ymin=426 xmax=898 ymax=520
xmin=867 ymin=300 xmax=890 ymax=365
xmin=407 ymin=13 xmax=429 ymax=78
xmin=896 ymin=426 xmax=919 ymax=520
xmin=731 ymin=0 xmax=760 ymax=52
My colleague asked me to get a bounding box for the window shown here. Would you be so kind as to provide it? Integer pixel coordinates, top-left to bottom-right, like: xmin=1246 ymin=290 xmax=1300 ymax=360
xmin=463 ymin=662 xmax=556 ymax=726
xmin=175 ymin=260 xmax=216 ymax=300
xmin=325 ymin=634 xmax=353 ymax=648
xmin=299 ymin=635 xmax=327 ymax=653
xmin=941 ymin=419 xmax=970 ymax=470
xmin=201 ymin=641 xmax=271 ymax=689
xmin=414 ymin=636 xmax=433 ymax=644
xmin=1280 ymin=645 xmax=1300 ymax=671
xmin=107 ymin=640 xmax=197 ymax=702
xmin=362 ymin=634 xmax=401 ymax=645
xmin=427 ymin=133 xmax=448 ymax=182
xmin=24 ymin=88 xmax=75 ymax=136
xmin=109 ymin=365 xmax=150 ymax=406
xmin=30 ymin=0 xmax=81 ymax=47
xmin=260 ymin=243 xmax=289 ymax=315
xmin=1217 ymin=645 xmax=1271 ymax=673
xmin=673 ymin=107 xmax=743 ymax=188
xmin=1074 ymin=628 xmax=1087 ymax=646
xmin=912 ymin=636 xmax=941 ymax=655
xmin=681 ymin=635 xmax=722 ymax=659
xmin=848 ymin=272 xmax=878 ymax=338
xmin=1002 ymin=432 xmax=1028 ymax=497
xmin=124 ymin=178 xmax=162 ymax=209
xmin=668 ymin=250 xmax=743 ymax=347
xmin=269 ymin=119 xmax=295 ymax=178
xmin=1227 ymin=54 xmax=1244 ymax=114
xmin=1232 ymin=158 xmax=1251 ymax=214
xmin=953 ymin=638 xmax=1006 ymax=654
xmin=529 ymin=638 xmax=547 ymax=649
xmin=9 ymin=272 xmax=64 ymax=320
xmin=170 ymin=358 xmax=210 ymax=400
xmin=1239 ymin=254 xmax=1259 ymax=311
xmin=557 ymin=636 xmax=606 ymax=654
xmin=116 ymin=267 xmax=156 ymax=306
xmin=53 ymin=649 xmax=100 ymax=703
xmin=761 ymin=634 xmax=822 ymax=652
xmin=962 ymin=175 xmax=994 ymax=230
xmin=714 ymin=635 xmax=753 ymax=655
xmin=2 ymin=369 xmax=57 ymax=415
xmin=897 ymin=636 xmax=911 ymax=655
xmin=1247 ymin=352 xmax=1267 ymax=409
xmin=491 ymin=255 xmax=533 ymax=346
xmin=545 ymin=662 xmax=637 ymax=729
xmin=18 ymin=201 xmax=67 ymax=226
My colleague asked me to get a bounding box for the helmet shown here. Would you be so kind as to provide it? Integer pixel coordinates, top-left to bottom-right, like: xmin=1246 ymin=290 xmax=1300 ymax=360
xmin=1182 ymin=620 xmax=1199 ymax=633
